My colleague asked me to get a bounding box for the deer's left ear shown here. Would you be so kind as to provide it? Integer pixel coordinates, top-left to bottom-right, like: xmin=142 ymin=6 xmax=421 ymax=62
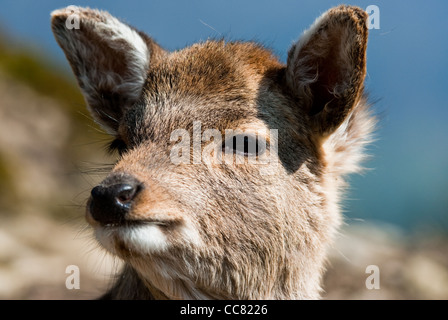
xmin=286 ymin=5 xmax=368 ymax=137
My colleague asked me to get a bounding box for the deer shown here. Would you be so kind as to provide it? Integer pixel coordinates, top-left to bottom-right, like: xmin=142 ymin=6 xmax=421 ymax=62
xmin=51 ymin=4 xmax=375 ymax=299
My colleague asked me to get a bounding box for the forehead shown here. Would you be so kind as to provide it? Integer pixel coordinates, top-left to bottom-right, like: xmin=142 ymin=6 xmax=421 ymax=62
xmin=121 ymin=40 xmax=286 ymax=141
xmin=146 ymin=40 xmax=283 ymax=98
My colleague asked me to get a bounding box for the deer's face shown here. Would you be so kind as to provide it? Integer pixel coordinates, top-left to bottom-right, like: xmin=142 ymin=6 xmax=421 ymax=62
xmin=52 ymin=6 xmax=371 ymax=299
xmin=84 ymin=43 xmax=326 ymax=299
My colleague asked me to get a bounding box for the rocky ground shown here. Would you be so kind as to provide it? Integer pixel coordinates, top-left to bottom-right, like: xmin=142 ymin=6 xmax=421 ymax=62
xmin=0 ymin=69 xmax=113 ymax=299
xmin=0 ymin=57 xmax=447 ymax=300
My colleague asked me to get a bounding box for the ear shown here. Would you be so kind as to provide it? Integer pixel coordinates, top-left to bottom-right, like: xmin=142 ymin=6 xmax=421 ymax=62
xmin=286 ymin=5 xmax=368 ymax=137
xmin=51 ymin=6 xmax=165 ymax=133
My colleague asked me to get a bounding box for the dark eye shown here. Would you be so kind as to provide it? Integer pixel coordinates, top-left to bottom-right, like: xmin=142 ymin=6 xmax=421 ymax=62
xmin=222 ymin=134 xmax=266 ymax=157
xmin=108 ymin=138 xmax=127 ymax=156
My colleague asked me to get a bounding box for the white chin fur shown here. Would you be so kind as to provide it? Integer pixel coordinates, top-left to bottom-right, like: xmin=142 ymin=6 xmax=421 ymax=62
xmin=95 ymin=224 xmax=169 ymax=255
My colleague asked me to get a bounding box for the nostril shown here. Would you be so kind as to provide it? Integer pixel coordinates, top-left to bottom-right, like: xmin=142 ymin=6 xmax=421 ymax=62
xmin=115 ymin=184 xmax=141 ymax=205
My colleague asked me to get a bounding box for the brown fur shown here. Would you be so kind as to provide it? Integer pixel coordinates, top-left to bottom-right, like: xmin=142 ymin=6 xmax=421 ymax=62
xmin=51 ymin=5 xmax=375 ymax=299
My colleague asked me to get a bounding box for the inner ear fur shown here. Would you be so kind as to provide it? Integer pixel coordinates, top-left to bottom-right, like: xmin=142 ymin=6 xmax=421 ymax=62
xmin=286 ymin=5 xmax=369 ymax=137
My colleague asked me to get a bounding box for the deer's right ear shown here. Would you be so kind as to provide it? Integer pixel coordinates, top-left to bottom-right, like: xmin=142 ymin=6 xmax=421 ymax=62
xmin=51 ymin=6 xmax=164 ymax=133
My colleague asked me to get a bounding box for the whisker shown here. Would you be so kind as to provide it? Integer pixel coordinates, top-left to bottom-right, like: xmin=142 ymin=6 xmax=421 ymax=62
xmin=97 ymin=109 xmax=119 ymax=124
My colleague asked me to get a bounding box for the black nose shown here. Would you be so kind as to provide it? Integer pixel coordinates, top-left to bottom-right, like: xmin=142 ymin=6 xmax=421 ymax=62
xmin=89 ymin=177 xmax=143 ymax=225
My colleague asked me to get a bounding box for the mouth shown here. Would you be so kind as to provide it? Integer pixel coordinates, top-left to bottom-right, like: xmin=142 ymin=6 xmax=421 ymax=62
xmin=86 ymin=205 xmax=188 ymax=258
xmin=99 ymin=218 xmax=177 ymax=229
xmin=92 ymin=219 xmax=172 ymax=256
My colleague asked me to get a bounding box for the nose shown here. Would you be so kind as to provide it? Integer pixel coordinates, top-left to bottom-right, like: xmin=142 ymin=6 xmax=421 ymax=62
xmin=89 ymin=176 xmax=143 ymax=225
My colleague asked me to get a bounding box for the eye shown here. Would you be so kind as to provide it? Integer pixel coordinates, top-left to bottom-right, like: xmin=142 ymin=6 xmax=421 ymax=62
xmin=108 ymin=138 xmax=127 ymax=156
xmin=222 ymin=134 xmax=266 ymax=157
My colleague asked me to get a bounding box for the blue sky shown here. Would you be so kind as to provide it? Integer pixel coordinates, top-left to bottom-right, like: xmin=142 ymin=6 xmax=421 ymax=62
xmin=1 ymin=0 xmax=447 ymax=232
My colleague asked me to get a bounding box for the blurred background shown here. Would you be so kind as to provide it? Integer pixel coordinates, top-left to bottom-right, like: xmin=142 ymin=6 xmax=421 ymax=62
xmin=0 ymin=0 xmax=447 ymax=299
